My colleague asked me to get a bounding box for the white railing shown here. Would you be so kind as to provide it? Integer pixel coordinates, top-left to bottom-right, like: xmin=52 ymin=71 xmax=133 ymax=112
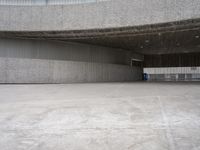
xmin=144 ymin=67 xmax=200 ymax=81
xmin=0 ymin=0 xmax=107 ymax=5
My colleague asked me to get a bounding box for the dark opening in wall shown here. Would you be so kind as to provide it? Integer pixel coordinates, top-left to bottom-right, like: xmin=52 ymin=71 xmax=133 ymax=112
xmin=131 ymin=59 xmax=143 ymax=68
xmin=144 ymin=52 xmax=200 ymax=68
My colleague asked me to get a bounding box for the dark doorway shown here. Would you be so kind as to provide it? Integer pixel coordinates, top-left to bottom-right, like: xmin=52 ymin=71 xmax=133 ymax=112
xmin=131 ymin=59 xmax=143 ymax=68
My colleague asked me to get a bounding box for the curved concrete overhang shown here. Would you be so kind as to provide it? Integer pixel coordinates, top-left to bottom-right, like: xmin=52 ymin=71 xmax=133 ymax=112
xmin=0 ymin=0 xmax=200 ymax=55
xmin=1 ymin=18 xmax=199 ymax=55
xmin=1 ymin=18 xmax=199 ymax=39
xmin=0 ymin=0 xmax=200 ymax=31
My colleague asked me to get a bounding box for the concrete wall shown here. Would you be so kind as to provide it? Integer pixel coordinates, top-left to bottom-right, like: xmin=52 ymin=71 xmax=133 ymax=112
xmin=0 ymin=38 xmax=142 ymax=83
xmin=0 ymin=0 xmax=199 ymax=31
xmin=0 ymin=57 xmax=141 ymax=83
xmin=0 ymin=38 xmax=131 ymax=65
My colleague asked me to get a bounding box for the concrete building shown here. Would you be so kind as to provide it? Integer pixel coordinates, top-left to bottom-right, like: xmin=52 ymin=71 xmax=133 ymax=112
xmin=0 ymin=1 xmax=200 ymax=150
xmin=0 ymin=0 xmax=199 ymax=83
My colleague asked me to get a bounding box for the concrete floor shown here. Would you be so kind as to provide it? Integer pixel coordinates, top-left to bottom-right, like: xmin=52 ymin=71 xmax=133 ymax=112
xmin=0 ymin=82 xmax=200 ymax=150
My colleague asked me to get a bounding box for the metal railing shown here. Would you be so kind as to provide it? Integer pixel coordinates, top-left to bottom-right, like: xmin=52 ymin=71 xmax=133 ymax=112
xmin=143 ymin=67 xmax=200 ymax=81
xmin=0 ymin=0 xmax=107 ymax=5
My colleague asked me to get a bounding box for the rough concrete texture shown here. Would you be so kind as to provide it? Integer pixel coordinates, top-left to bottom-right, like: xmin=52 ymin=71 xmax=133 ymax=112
xmin=0 ymin=82 xmax=200 ymax=150
xmin=0 ymin=38 xmax=132 ymax=65
xmin=0 ymin=0 xmax=199 ymax=31
xmin=0 ymin=38 xmax=141 ymax=83
xmin=0 ymin=57 xmax=142 ymax=83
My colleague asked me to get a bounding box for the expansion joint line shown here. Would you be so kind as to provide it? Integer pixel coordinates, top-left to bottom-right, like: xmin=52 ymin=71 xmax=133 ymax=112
xmin=157 ymin=96 xmax=176 ymax=150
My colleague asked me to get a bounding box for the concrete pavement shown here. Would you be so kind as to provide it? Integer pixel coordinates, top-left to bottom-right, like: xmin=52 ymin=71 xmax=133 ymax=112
xmin=0 ymin=82 xmax=200 ymax=150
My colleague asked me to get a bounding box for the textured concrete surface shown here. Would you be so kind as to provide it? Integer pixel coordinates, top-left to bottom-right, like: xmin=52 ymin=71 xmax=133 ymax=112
xmin=0 ymin=82 xmax=200 ymax=150
xmin=0 ymin=57 xmax=142 ymax=83
xmin=0 ymin=0 xmax=199 ymax=31
xmin=0 ymin=38 xmax=132 ymax=65
xmin=0 ymin=38 xmax=142 ymax=83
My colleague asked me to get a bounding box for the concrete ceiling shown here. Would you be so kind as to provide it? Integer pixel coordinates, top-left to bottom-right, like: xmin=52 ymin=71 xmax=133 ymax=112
xmin=0 ymin=18 xmax=200 ymax=55
xmin=73 ymin=27 xmax=200 ymax=55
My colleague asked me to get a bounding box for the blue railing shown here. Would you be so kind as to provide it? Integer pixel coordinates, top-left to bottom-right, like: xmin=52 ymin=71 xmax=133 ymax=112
xmin=0 ymin=0 xmax=106 ymax=5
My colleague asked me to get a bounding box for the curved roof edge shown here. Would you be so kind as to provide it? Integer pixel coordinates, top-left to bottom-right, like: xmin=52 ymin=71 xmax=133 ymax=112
xmin=1 ymin=18 xmax=199 ymax=39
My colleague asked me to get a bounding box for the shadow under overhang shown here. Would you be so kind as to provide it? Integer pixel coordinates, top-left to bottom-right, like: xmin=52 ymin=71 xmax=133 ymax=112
xmin=0 ymin=18 xmax=200 ymax=55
